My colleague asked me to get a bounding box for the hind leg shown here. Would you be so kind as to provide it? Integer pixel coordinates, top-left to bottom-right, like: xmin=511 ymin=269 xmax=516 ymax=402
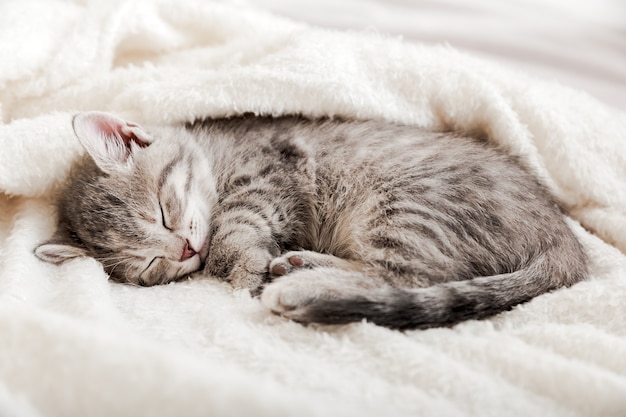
xmin=269 ymin=250 xmax=361 ymax=278
xmin=261 ymin=265 xmax=390 ymax=324
xmin=265 ymin=250 xmax=369 ymax=322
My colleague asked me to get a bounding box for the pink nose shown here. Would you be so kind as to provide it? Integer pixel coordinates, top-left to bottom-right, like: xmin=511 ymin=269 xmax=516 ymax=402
xmin=180 ymin=239 xmax=197 ymax=261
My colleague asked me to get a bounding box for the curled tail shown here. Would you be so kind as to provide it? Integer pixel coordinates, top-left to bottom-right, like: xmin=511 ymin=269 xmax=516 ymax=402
xmin=262 ymin=246 xmax=588 ymax=330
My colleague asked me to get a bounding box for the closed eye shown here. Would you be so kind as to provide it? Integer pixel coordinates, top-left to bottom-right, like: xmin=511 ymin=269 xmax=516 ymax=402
xmin=159 ymin=201 xmax=172 ymax=231
xmin=142 ymin=256 xmax=163 ymax=276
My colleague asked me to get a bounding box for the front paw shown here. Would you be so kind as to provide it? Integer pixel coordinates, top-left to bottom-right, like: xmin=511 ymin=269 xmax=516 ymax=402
xmin=206 ymin=248 xmax=272 ymax=295
xmin=227 ymin=264 xmax=268 ymax=296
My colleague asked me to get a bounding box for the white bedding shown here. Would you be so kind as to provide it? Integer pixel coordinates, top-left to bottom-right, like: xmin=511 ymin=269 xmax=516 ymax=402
xmin=1 ymin=1 xmax=625 ymax=416
xmin=255 ymin=0 xmax=626 ymax=112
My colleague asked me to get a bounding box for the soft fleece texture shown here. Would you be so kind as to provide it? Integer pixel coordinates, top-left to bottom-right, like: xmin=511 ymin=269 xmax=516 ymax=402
xmin=1 ymin=1 xmax=626 ymax=416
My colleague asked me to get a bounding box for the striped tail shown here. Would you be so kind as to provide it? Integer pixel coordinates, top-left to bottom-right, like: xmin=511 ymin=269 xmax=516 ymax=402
xmin=268 ymin=247 xmax=587 ymax=330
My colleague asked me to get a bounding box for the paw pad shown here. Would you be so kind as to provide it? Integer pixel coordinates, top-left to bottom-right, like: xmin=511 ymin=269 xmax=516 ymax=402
xmin=270 ymin=254 xmax=305 ymax=276
xmin=271 ymin=263 xmax=288 ymax=276
xmin=288 ymin=255 xmax=305 ymax=267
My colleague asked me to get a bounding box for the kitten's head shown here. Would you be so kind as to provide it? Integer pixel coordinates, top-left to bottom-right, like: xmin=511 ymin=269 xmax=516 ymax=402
xmin=35 ymin=112 xmax=217 ymax=286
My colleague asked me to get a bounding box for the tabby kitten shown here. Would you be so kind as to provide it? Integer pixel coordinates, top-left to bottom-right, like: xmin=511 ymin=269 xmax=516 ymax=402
xmin=35 ymin=112 xmax=587 ymax=329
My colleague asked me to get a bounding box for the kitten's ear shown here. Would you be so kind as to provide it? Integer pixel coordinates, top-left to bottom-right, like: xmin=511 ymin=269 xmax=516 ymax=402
xmin=72 ymin=111 xmax=153 ymax=173
xmin=34 ymin=232 xmax=88 ymax=265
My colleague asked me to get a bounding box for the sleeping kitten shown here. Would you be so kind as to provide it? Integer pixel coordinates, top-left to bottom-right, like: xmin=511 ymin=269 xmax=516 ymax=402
xmin=35 ymin=112 xmax=587 ymax=329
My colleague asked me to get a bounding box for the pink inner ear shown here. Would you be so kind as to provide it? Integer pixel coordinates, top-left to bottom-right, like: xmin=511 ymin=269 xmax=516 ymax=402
xmin=94 ymin=116 xmax=150 ymax=149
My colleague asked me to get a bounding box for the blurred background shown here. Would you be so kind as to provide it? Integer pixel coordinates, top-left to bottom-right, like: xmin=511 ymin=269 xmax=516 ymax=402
xmin=254 ymin=0 xmax=626 ymax=111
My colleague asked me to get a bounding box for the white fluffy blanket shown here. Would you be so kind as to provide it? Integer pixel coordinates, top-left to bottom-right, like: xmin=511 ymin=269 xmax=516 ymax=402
xmin=1 ymin=1 xmax=625 ymax=416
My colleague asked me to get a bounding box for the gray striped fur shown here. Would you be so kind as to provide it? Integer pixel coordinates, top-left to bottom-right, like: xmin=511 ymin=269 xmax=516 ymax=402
xmin=35 ymin=112 xmax=587 ymax=329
